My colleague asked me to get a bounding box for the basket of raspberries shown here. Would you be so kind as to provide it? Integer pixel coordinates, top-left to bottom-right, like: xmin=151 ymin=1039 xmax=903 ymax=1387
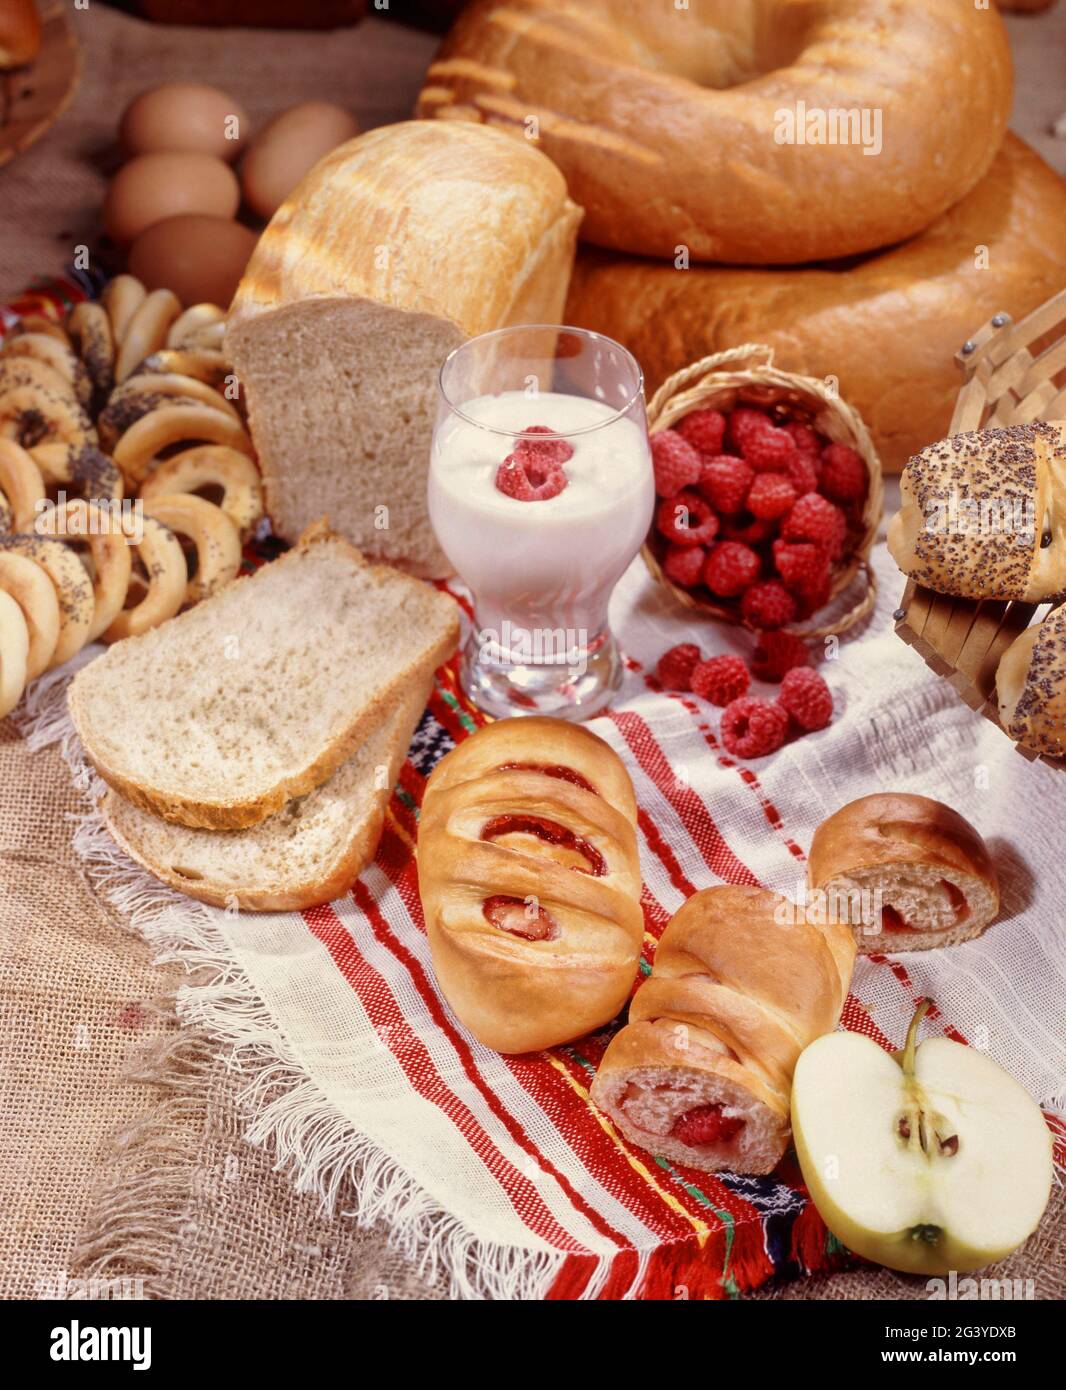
xmin=643 ymin=345 xmax=883 ymax=636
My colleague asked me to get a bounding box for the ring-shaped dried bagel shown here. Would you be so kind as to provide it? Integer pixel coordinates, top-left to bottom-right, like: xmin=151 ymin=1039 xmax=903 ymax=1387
xmin=0 ymin=533 xmax=95 ymax=667
xmin=114 ymin=289 xmax=183 ymax=385
xmin=0 ymin=588 xmax=29 ymax=718
xmin=11 ymin=315 xmax=71 ymax=348
xmin=104 ymin=514 xmax=187 ymax=642
xmin=167 ymin=303 xmax=226 ymax=351
xmin=139 ymin=445 xmax=264 ymax=539
xmin=0 ymin=353 xmax=81 ymax=405
xmin=101 ymin=274 xmax=147 ymax=345
xmin=113 ymin=404 xmax=253 ymax=487
xmin=98 ymin=374 xmax=240 ymax=450
xmin=132 ymin=348 xmax=231 ymax=392
xmin=34 ymin=499 xmax=133 ymax=643
xmin=0 ymin=384 xmax=97 ymax=463
xmin=0 ymin=440 xmax=47 ymax=532
xmin=0 ymin=333 xmax=93 ymax=409
xmin=0 ymin=549 xmax=60 ymax=679
xmin=68 ymin=301 xmax=115 ymax=407
xmin=140 ymin=493 xmax=241 ymax=605
xmin=33 ymin=442 xmax=124 ymax=504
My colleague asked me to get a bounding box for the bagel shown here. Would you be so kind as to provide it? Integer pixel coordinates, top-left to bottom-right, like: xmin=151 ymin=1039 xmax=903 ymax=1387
xmin=112 ymin=404 xmax=253 ymax=486
xmin=114 ymin=288 xmax=183 ymax=385
xmin=139 ymin=445 xmax=264 ymax=539
xmin=10 ymin=315 xmax=71 ymax=347
xmin=0 ymin=534 xmax=95 ymax=667
xmin=417 ymin=0 xmax=1013 ymax=264
xmin=68 ymin=302 xmax=115 ymax=407
xmin=104 ymin=515 xmax=187 ymax=642
xmin=97 ymin=374 xmax=240 ymax=451
xmin=132 ymin=348 xmax=231 ymax=393
xmin=0 ymin=550 xmax=60 ymax=680
xmin=0 ymin=588 xmax=29 ymax=719
xmin=565 ymin=134 xmax=1066 ymax=473
xmin=0 ymin=383 xmax=96 ymax=461
xmin=0 ymin=333 xmax=93 ymax=409
xmin=167 ymin=303 xmax=226 ymax=351
xmin=0 ymin=353 xmax=81 ymax=405
xmin=139 ymin=493 xmax=242 ymax=605
xmin=33 ymin=443 xmax=124 ymax=505
xmin=0 ymin=440 xmax=46 ymax=532
xmin=101 ymin=274 xmax=147 ymax=345
xmin=34 ymin=500 xmax=133 ymax=643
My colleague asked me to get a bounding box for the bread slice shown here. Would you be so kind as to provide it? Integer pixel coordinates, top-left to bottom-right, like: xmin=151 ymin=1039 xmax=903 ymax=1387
xmin=101 ymin=684 xmax=428 ymax=911
xmin=68 ymin=528 xmax=458 ymax=830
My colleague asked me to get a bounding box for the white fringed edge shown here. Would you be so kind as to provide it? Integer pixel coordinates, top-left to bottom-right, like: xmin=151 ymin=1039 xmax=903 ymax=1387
xmin=17 ymin=667 xmax=575 ymax=1302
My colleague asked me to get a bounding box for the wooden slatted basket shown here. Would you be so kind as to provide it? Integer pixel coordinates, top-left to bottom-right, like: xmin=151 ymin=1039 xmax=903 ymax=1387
xmin=893 ymin=287 xmax=1066 ymax=767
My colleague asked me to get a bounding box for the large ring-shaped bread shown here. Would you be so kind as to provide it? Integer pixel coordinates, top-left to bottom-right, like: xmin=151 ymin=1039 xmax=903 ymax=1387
xmin=139 ymin=445 xmax=264 ymax=539
xmin=0 ymin=550 xmax=60 ymax=680
xmin=98 ymin=374 xmax=240 ymax=451
xmin=418 ymin=0 xmax=1013 ymax=264
xmin=0 ymin=440 xmax=47 ymax=533
xmin=0 ymin=588 xmax=29 ymax=718
xmin=112 ymin=405 xmax=253 ymax=486
xmin=0 ymin=534 xmax=95 ymax=667
xmin=139 ymin=493 xmax=242 ymax=605
xmin=104 ymin=515 xmax=188 ymax=642
xmin=34 ymin=500 xmax=133 ymax=643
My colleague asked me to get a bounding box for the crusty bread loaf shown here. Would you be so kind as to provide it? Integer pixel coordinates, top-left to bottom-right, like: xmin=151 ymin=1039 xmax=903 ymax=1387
xmin=565 ymin=135 xmax=1066 ymax=473
xmin=227 ymin=121 xmax=583 ymax=577
xmin=997 ymin=606 xmax=1066 ymax=758
xmin=808 ymin=794 xmax=1000 ymax=954
xmin=419 ymin=0 xmax=1011 ymax=265
xmin=101 ymin=684 xmax=429 ymax=911
xmin=69 ymin=527 xmax=459 ymax=830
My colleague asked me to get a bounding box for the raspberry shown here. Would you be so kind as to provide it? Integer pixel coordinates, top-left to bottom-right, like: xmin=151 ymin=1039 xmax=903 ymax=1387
xmin=671 ymin=1103 xmax=744 ymax=1147
xmin=517 ymin=424 xmax=574 ymax=468
xmin=781 ymin=492 xmax=847 ymax=559
xmin=747 ymin=472 xmax=797 ymax=520
xmin=703 ymin=541 xmax=761 ymax=598
xmin=784 ymin=421 xmax=822 ymax=459
xmin=720 ymin=696 xmax=790 ymax=758
xmin=657 ymin=642 xmax=702 ymax=691
xmin=662 ymin=543 xmax=707 ymax=589
xmin=651 ymin=430 xmax=701 ymax=497
xmin=741 ymin=579 xmax=798 ymax=630
xmin=778 ymin=666 xmax=834 ymax=731
xmin=785 ymin=449 xmax=819 ymax=496
xmin=698 ymin=455 xmax=753 ymax=515
xmin=677 ymin=408 xmax=726 ymax=457
xmin=773 ymin=539 xmax=830 ymax=594
xmin=495 ymin=452 xmax=567 ymax=501
xmin=740 ymin=424 xmax=799 ymax=474
xmin=819 ymin=442 xmax=867 ymax=503
xmin=656 ymin=491 xmax=720 ymax=546
xmin=720 ymin=512 xmax=776 ymax=546
xmin=751 ymin=630 xmax=812 ymax=682
xmin=690 ymin=654 xmax=750 ymax=706
xmin=727 ymin=406 xmax=773 ymax=450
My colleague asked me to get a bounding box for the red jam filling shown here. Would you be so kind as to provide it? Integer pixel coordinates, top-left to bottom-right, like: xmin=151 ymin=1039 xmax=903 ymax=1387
xmin=482 ymin=895 xmax=557 ymax=941
xmin=480 ymin=813 xmax=606 ymax=877
xmin=495 ymin=762 xmax=598 ymax=795
xmin=881 ymin=880 xmax=969 ymax=933
xmin=671 ymin=1103 xmax=745 ymax=1147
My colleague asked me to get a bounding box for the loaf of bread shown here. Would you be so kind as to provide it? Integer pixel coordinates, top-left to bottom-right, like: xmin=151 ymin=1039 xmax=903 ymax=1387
xmin=998 ymin=606 xmax=1066 ymax=758
xmin=808 ymin=794 xmax=1000 ymax=954
xmin=227 ymin=121 xmax=583 ymax=576
xmin=417 ymin=717 xmax=644 ymax=1053
xmin=565 ymin=135 xmax=1066 ymax=473
xmin=589 ymin=886 xmax=855 ymax=1175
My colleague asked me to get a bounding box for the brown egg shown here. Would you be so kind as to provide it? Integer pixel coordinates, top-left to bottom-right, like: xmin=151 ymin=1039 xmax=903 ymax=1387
xmin=128 ymin=215 xmax=259 ymax=309
xmin=241 ymin=102 xmax=359 ymax=220
xmin=119 ymin=83 xmax=250 ymax=162
xmin=103 ymin=153 xmax=241 ymax=246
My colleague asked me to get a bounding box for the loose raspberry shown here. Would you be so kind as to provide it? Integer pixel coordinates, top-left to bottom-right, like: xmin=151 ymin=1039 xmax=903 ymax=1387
xmin=819 ymin=442 xmax=868 ymax=504
xmin=704 ymin=541 xmax=761 ymax=598
xmin=517 ymin=424 xmax=574 ymax=468
xmin=751 ymin=630 xmax=812 ymax=682
xmin=747 ymin=472 xmax=797 ymax=520
xmin=671 ymin=1103 xmax=744 ymax=1147
xmin=720 ymin=512 xmax=776 ymax=546
xmin=650 ymin=430 xmax=701 ymax=498
xmin=720 ymin=696 xmax=790 ymax=758
xmin=698 ymin=455 xmax=753 ymax=516
xmin=778 ymin=666 xmax=834 ymax=731
xmin=773 ymin=539 xmax=830 ymax=594
xmin=495 ymin=452 xmax=567 ymax=501
xmin=657 ymin=642 xmax=702 ymax=692
xmin=677 ymin=408 xmax=726 ymax=457
xmin=656 ymin=491 xmax=720 ymax=546
xmin=784 ymin=421 xmax=822 ymax=459
xmin=662 ymin=543 xmax=707 ymax=589
xmin=781 ymin=492 xmax=847 ymax=559
xmin=740 ymin=424 xmax=799 ymax=474
xmin=785 ymin=449 xmax=819 ymax=496
xmin=741 ymin=579 xmax=798 ymax=630
xmin=727 ymin=406 xmax=773 ymax=450
xmin=690 ymin=654 xmax=750 ymax=706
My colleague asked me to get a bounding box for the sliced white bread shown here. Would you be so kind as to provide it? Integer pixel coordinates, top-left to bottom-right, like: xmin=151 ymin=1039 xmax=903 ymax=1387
xmin=101 ymin=683 xmax=429 ymax=911
xmin=68 ymin=526 xmax=459 ymax=830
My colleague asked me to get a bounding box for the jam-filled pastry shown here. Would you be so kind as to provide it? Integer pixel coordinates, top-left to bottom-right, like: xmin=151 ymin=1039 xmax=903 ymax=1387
xmin=590 ymin=885 xmax=855 ymax=1175
xmin=416 ymin=716 xmax=643 ymax=1053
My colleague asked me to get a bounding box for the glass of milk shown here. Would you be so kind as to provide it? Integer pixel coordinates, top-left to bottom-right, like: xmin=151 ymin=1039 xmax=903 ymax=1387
xmin=429 ymin=325 xmax=654 ymax=721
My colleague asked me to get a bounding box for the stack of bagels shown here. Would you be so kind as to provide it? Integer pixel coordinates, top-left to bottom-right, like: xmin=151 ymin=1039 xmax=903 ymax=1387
xmin=416 ymin=0 xmax=1066 ymax=473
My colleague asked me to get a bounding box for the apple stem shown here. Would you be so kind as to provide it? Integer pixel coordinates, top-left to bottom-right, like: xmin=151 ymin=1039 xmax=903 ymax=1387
xmin=901 ymin=997 xmax=932 ymax=1080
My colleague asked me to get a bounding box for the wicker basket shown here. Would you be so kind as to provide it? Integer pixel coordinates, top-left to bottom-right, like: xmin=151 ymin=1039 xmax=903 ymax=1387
xmin=643 ymin=344 xmax=884 ymax=638
xmin=893 ymin=287 xmax=1066 ymax=767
